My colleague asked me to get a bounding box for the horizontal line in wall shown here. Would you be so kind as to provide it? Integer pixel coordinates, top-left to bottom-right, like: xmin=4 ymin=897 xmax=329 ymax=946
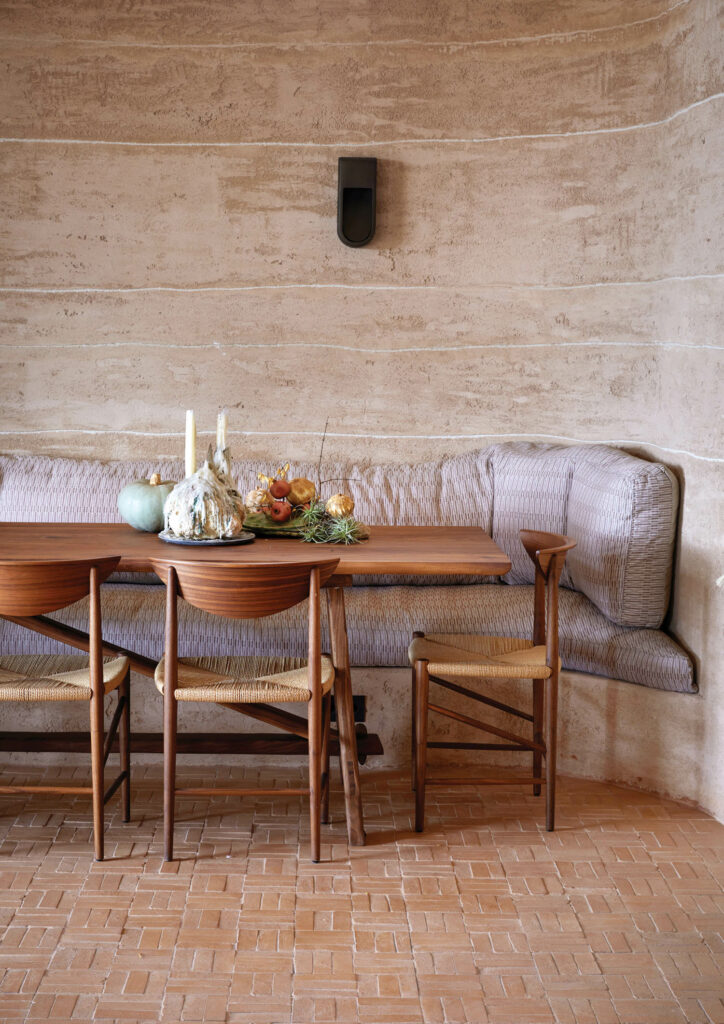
xmin=0 ymin=429 xmax=720 ymax=464
xmin=1 ymin=0 xmax=691 ymax=51
xmin=1 ymin=91 xmax=720 ymax=149
xmin=1 ymin=273 xmax=722 ymax=295
xmin=3 ymin=340 xmax=721 ymax=353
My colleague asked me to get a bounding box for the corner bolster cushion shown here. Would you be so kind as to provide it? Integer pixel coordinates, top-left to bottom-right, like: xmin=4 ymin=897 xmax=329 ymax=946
xmin=567 ymin=447 xmax=679 ymax=628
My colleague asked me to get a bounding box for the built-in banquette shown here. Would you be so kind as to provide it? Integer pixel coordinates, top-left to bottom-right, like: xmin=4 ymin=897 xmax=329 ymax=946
xmin=0 ymin=443 xmax=694 ymax=765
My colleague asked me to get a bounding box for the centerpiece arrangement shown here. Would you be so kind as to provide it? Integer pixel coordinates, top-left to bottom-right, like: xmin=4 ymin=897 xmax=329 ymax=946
xmin=117 ymin=412 xmax=367 ymax=545
xmin=244 ymin=463 xmax=368 ymax=544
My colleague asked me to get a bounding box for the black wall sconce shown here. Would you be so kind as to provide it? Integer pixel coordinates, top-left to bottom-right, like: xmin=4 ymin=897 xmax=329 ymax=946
xmin=337 ymin=157 xmax=377 ymax=247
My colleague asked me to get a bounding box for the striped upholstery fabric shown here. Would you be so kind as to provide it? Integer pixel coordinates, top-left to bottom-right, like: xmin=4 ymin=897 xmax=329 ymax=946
xmin=0 ymin=450 xmax=498 ymax=586
xmin=566 ymin=446 xmax=679 ymax=628
xmin=0 ymin=444 xmax=676 ymax=602
xmin=0 ymin=451 xmax=494 ymax=529
xmin=488 ymin=443 xmax=678 ymax=626
xmin=0 ymin=445 xmax=687 ymax=688
xmin=490 ymin=444 xmax=576 ymax=589
xmin=0 ymin=583 xmax=695 ymax=694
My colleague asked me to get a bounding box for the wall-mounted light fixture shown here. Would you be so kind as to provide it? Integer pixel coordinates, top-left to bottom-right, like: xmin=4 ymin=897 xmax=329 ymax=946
xmin=337 ymin=157 xmax=377 ymax=247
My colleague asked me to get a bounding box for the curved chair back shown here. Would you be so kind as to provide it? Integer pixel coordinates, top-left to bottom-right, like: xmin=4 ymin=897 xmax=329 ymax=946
xmin=520 ymin=530 xmax=576 ymax=581
xmin=0 ymin=556 xmax=121 ymax=616
xmin=519 ymin=530 xmax=576 ymax=655
xmin=149 ymin=557 xmax=340 ymax=619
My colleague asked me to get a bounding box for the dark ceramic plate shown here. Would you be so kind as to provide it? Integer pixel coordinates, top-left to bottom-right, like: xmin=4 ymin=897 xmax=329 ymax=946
xmin=157 ymin=529 xmax=256 ymax=546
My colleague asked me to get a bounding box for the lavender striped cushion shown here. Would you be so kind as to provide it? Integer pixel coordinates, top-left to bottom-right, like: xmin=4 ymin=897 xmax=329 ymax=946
xmin=0 ymin=443 xmax=679 ymax=629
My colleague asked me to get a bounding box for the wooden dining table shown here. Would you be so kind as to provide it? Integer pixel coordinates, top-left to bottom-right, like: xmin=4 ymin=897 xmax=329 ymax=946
xmin=0 ymin=523 xmax=511 ymax=845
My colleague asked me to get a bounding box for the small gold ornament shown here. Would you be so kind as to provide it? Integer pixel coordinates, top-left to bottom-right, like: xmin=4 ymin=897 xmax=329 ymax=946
xmin=326 ymin=493 xmax=355 ymax=518
xmin=245 ymin=487 xmax=271 ymax=513
xmin=288 ymin=477 xmax=316 ymax=506
xmin=258 ymin=463 xmax=289 ymax=488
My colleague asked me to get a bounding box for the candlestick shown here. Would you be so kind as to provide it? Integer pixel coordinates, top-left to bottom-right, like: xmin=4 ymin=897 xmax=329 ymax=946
xmin=216 ymin=410 xmax=228 ymax=451
xmin=185 ymin=409 xmax=196 ymax=478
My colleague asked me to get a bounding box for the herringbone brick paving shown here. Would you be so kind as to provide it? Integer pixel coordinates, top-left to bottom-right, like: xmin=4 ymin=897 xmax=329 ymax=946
xmin=0 ymin=765 xmax=722 ymax=1024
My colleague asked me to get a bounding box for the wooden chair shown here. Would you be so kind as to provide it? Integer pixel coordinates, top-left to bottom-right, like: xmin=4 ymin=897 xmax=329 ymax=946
xmin=150 ymin=556 xmax=340 ymax=863
xmin=0 ymin=557 xmax=131 ymax=860
xmin=409 ymin=530 xmax=576 ymax=832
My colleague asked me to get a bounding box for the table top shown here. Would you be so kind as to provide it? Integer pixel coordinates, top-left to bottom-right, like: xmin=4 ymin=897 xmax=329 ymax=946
xmin=0 ymin=522 xmax=511 ymax=577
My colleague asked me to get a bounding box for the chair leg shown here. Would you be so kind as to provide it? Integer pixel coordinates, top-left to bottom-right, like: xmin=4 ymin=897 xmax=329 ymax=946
xmin=410 ymin=664 xmax=417 ymax=792
xmin=414 ymin=660 xmax=430 ymax=833
xmin=411 ymin=631 xmax=424 ymax=792
xmin=308 ymin=688 xmax=322 ymax=863
xmin=89 ymin=689 xmax=105 ymax=862
xmin=119 ymin=670 xmax=131 ymax=823
xmin=545 ymin=674 xmax=558 ymax=831
xmin=532 ymin=679 xmax=543 ymax=797
xmin=321 ymin=693 xmax=332 ymax=825
xmin=163 ymin=691 xmax=177 ymax=861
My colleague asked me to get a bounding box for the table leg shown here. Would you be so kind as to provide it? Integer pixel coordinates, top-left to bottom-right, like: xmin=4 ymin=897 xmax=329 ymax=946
xmin=326 ymin=586 xmax=365 ymax=846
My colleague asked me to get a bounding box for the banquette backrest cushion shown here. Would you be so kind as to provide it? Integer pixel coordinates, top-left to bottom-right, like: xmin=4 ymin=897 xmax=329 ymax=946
xmin=0 ymin=442 xmax=678 ymax=631
xmin=487 ymin=444 xmax=679 ymax=629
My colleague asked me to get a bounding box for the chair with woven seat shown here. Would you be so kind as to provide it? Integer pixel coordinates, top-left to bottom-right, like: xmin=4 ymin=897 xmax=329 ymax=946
xmin=150 ymin=555 xmax=340 ymax=863
xmin=409 ymin=530 xmax=575 ymax=832
xmin=0 ymin=557 xmax=131 ymax=860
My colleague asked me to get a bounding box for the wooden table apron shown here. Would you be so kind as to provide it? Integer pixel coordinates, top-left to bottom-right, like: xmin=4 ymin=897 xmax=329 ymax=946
xmin=0 ymin=524 xmax=511 ymax=846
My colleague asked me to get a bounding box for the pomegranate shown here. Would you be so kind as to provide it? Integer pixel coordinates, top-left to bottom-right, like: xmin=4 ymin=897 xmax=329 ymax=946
xmin=269 ymin=479 xmax=292 ymax=499
xmin=268 ymin=500 xmax=293 ymax=523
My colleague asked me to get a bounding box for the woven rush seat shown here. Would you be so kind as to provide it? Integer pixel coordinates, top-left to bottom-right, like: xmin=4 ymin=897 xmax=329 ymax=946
xmin=0 ymin=654 xmax=130 ymax=702
xmin=154 ymin=654 xmax=335 ymax=703
xmin=409 ymin=634 xmax=555 ymax=680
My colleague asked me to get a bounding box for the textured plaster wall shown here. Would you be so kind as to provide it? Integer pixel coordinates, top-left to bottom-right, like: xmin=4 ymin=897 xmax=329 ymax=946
xmin=0 ymin=2 xmax=722 ymax=814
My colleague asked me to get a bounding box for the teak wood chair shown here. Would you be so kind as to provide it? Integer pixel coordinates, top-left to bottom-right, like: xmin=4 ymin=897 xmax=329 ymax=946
xmin=0 ymin=556 xmax=131 ymax=860
xmin=150 ymin=556 xmax=340 ymax=863
xmin=409 ymin=530 xmax=576 ymax=832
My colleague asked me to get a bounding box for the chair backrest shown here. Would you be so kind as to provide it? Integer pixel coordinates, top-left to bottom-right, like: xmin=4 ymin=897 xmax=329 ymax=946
xmin=149 ymin=557 xmax=340 ymax=620
xmin=520 ymin=530 xmax=576 ymax=582
xmin=519 ymin=530 xmax=576 ymax=660
xmin=0 ymin=556 xmax=121 ymax=616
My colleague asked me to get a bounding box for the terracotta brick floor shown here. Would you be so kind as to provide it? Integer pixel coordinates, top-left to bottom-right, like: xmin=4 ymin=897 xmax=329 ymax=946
xmin=0 ymin=764 xmax=723 ymax=1024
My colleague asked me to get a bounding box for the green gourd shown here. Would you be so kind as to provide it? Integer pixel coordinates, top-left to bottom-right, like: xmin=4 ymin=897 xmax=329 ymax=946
xmin=117 ymin=473 xmax=176 ymax=532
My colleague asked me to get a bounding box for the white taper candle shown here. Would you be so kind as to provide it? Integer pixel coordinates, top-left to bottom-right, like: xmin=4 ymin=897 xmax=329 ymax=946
xmin=216 ymin=410 xmax=228 ymax=451
xmin=185 ymin=409 xmax=196 ymax=478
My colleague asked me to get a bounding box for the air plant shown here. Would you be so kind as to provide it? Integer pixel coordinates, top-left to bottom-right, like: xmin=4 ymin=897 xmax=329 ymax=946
xmin=299 ymin=501 xmax=364 ymax=545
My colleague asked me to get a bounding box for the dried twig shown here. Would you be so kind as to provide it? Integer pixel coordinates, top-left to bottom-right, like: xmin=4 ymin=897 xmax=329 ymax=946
xmin=314 ymin=418 xmax=360 ymax=492
xmin=316 ymin=417 xmax=329 ymax=496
